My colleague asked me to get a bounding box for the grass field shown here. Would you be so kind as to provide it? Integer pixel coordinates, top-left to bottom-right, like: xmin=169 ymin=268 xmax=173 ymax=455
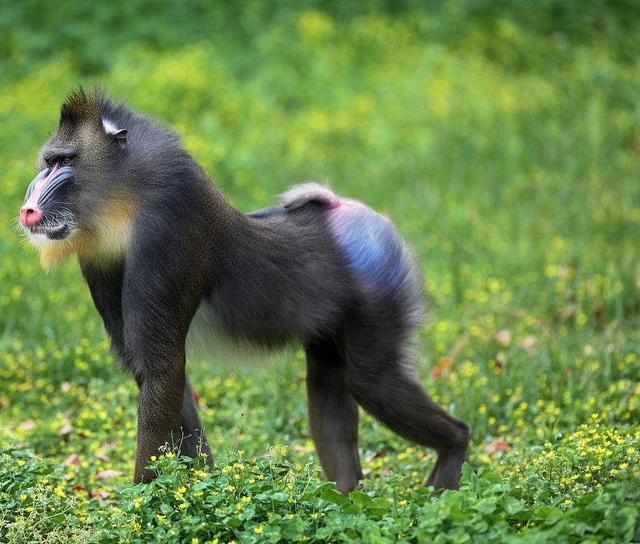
xmin=1 ymin=2 xmax=639 ymax=542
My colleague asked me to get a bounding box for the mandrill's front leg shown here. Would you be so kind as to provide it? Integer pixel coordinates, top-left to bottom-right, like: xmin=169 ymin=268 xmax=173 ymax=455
xmin=133 ymin=349 xmax=187 ymax=482
xmin=181 ymin=378 xmax=213 ymax=460
xmin=122 ymin=258 xmax=211 ymax=483
xmin=127 ymin=316 xmax=212 ymax=482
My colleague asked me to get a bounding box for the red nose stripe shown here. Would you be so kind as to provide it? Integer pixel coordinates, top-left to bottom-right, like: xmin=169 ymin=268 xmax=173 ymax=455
xmin=23 ymin=163 xmax=60 ymax=212
xmin=20 ymin=206 xmax=44 ymax=227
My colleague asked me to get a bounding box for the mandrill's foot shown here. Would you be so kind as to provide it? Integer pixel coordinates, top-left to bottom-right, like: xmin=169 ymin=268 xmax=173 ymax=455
xmin=426 ymin=447 xmax=468 ymax=491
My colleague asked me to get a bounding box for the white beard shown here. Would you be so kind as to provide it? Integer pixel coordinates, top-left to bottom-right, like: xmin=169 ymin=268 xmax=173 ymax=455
xmin=28 ymin=233 xmax=59 ymax=248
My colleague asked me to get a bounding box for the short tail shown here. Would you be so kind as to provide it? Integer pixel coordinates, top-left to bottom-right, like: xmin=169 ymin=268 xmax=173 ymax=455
xmin=281 ymin=183 xmax=425 ymax=330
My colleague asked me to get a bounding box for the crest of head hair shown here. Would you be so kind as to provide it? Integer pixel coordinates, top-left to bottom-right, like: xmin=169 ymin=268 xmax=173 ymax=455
xmin=60 ymin=87 xmax=103 ymax=126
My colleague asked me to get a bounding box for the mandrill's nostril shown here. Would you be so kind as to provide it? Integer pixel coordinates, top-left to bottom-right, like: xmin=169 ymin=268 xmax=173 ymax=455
xmin=20 ymin=206 xmax=44 ymax=227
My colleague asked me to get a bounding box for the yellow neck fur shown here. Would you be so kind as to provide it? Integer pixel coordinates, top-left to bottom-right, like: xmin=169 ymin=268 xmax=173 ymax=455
xmin=39 ymin=198 xmax=136 ymax=270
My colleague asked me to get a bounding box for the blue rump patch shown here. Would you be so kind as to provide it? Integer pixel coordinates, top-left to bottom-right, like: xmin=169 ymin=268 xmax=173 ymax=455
xmin=331 ymin=206 xmax=407 ymax=291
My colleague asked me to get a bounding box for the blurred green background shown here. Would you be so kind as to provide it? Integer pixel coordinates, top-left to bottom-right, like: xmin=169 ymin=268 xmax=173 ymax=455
xmin=1 ymin=1 xmax=639 ymax=542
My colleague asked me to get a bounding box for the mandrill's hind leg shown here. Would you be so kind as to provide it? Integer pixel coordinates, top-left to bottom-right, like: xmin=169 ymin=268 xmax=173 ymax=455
xmin=305 ymin=337 xmax=363 ymax=494
xmin=344 ymin=314 xmax=470 ymax=490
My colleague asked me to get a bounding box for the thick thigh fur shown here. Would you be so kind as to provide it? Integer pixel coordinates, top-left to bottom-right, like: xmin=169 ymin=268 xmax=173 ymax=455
xmin=342 ymin=302 xmax=470 ymax=490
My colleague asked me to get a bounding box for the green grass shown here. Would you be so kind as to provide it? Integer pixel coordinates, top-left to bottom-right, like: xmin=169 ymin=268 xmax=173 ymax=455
xmin=1 ymin=3 xmax=639 ymax=542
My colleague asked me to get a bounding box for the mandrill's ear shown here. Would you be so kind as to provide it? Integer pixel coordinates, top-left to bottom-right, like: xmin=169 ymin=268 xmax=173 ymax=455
xmin=111 ymin=129 xmax=128 ymax=149
xmin=102 ymin=118 xmax=128 ymax=148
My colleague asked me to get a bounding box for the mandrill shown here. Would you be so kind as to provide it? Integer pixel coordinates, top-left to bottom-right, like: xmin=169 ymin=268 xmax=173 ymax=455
xmin=19 ymin=89 xmax=469 ymax=493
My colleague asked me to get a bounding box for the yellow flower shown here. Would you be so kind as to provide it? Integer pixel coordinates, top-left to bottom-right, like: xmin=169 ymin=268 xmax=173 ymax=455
xmin=254 ymin=526 xmax=264 ymax=534
xmin=54 ymin=486 xmax=65 ymax=498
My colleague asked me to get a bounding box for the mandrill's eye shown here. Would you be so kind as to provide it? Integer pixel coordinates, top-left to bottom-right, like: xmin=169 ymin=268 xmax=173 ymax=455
xmin=61 ymin=156 xmax=74 ymax=166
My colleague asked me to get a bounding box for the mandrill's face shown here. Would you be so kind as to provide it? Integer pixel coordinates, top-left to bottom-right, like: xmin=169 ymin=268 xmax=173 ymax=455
xmin=20 ymin=118 xmax=111 ymax=247
xmin=19 ymin=108 xmax=131 ymax=268
xmin=20 ymin=143 xmax=79 ymax=247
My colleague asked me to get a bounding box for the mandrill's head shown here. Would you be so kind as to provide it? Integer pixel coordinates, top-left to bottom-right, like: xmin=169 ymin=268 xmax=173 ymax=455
xmin=20 ymin=88 xmax=137 ymax=269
